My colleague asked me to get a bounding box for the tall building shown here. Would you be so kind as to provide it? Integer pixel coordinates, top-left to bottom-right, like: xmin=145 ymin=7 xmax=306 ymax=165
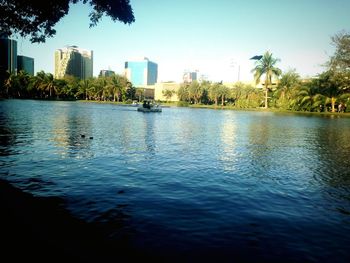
xmin=99 ymin=69 xmax=115 ymax=77
xmin=55 ymin=46 xmax=93 ymax=79
xmin=0 ymin=37 xmax=17 ymax=75
xmin=183 ymin=71 xmax=197 ymax=83
xmin=17 ymin=55 xmax=34 ymax=75
xmin=125 ymin=57 xmax=158 ymax=86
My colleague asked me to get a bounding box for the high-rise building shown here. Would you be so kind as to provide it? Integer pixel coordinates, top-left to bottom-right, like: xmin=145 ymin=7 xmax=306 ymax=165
xmin=99 ymin=69 xmax=115 ymax=77
xmin=125 ymin=57 xmax=158 ymax=86
xmin=183 ymin=71 xmax=197 ymax=83
xmin=17 ymin=55 xmax=34 ymax=75
xmin=0 ymin=37 xmax=17 ymax=75
xmin=55 ymin=46 xmax=93 ymax=79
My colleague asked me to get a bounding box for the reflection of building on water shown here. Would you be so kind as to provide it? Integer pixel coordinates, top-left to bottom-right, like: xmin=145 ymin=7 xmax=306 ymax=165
xmin=141 ymin=115 xmax=156 ymax=155
xmin=52 ymin=106 xmax=93 ymax=158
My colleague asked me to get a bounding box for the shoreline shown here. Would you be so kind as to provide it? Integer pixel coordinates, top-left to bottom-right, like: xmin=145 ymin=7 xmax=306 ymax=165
xmin=1 ymin=98 xmax=349 ymax=117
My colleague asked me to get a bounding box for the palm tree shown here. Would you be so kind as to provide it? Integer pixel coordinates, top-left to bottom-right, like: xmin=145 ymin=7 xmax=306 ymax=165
xmin=16 ymin=70 xmax=31 ymax=98
xmin=135 ymin=88 xmax=145 ymax=102
xmin=252 ymin=51 xmax=282 ymax=108
xmin=41 ymin=73 xmax=57 ymax=98
xmin=189 ymin=80 xmax=202 ymax=104
xmin=316 ymin=70 xmax=344 ymax=112
xmin=209 ymin=83 xmax=220 ymax=106
xmin=274 ymin=69 xmax=301 ymax=109
xmin=110 ymin=75 xmax=128 ymax=102
xmin=3 ymin=72 xmax=18 ymax=97
xmin=177 ymin=83 xmax=190 ymax=102
xmin=79 ymin=79 xmax=92 ymax=100
xmin=162 ymin=89 xmax=175 ymax=102
xmin=216 ymin=84 xmax=230 ymax=106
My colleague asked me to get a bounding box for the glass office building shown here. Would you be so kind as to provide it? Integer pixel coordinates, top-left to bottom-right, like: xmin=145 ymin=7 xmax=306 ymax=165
xmin=125 ymin=57 xmax=158 ymax=86
xmin=0 ymin=37 xmax=17 ymax=75
xmin=17 ymin=55 xmax=34 ymax=75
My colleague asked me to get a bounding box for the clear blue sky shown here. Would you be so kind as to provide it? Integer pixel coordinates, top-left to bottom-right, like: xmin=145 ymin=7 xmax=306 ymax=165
xmin=14 ymin=0 xmax=350 ymax=82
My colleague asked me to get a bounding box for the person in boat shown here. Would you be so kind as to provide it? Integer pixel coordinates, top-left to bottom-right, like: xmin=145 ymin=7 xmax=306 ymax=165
xmin=142 ymin=100 xmax=151 ymax=109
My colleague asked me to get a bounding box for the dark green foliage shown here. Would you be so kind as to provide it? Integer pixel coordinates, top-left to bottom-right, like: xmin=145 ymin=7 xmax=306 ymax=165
xmin=125 ymin=82 xmax=136 ymax=101
xmin=0 ymin=0 xmax=135 ymax=42
xmin=1 ymin=71 xmax=131 ymax=101
xmin=329 ymin=31 xmax=350 ymax=72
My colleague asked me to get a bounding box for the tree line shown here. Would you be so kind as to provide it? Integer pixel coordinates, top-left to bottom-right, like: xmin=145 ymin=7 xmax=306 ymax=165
xmin=1 ymin=71 xmax=141 ymax=102
xmin=165 ymin=67 xmax=350 ymax=113
xmin=163 ymin=31 xmax=350 ymax=112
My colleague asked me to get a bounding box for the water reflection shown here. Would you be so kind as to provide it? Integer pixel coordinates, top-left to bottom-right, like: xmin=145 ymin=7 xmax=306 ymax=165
xmin=0 ymin=115 xmax=16 ymax=157
xmin=219 ymin=113 xmax=238 ymax=172
xmin=1 ymin=101 xmax=350 ymax=262
xmin=312 ymin=119 xmax=350 ymax=213
xmin=141 ymin=114 xmax=156 ymax=156
xmin=0 ymin=101 xmax=35 ymax=157
xmin=246 ymin=115 xmax=273 ymax=178
xmin=52 ymin=103 xmax=93 ymax=159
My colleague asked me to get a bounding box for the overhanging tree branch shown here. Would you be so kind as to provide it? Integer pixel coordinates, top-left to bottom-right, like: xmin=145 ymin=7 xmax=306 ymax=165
xmin=0 ymin=0 xmax=135 ymax=43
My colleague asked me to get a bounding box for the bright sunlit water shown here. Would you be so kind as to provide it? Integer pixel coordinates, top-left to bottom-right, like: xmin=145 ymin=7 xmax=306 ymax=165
xmin=1 ymin=100 xmax=350 ymax=262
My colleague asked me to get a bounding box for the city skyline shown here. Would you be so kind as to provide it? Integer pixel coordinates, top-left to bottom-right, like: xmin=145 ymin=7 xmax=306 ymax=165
xmin=10 ymin=0 xmax=350 ymax=82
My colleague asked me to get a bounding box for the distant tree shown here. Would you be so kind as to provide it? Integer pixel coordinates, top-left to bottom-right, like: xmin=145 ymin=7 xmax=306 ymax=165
xmin=325 ymin=32 xmax=350 ymax=95
xmin=231 ymin=82 xmax=245 ymax=105
xmin=78 ymin=79 xmax=93 ymax=100
xmin=188 ymin=80 xmax=202 ymax=104
xmin=16 ymin=70 xmax=31 ymax=98
xmin=177 ymin=83 xmax=190 ymax=102
xmin=274 ymin=69 xmax=301 ymax=108
xmin=126 ymin=82 xmax=136 ymax=101
xmin=135 ymin=88 xmax=145 ymax=102
xmin=199 ymin=80 xmax=211 ymax=104
xmin=251 ymin=51 xmax=282 ymax=108
xmin=217 ymin=84 xmax=230 ymax=106
xmin=276 ymin=69 xmax=301 ymax=99
xmin=63 ymin=75 xmax=79 ymax=98
xmin=329 ymin=31 xmax=350 ymax=72
xmin=41 ymin=73 xmax=58 ymax=98
xmin=316 ymin=70 xmax=345 ymax=112
xmin=0 ymin=0 xmax=135 ymax=42
xmin=208 ymin=83 xmax=220 ymax=106
xmin=162 ymin=89 xmax=175 ymax=102
xmin=232 ymin=83 xmax=262 ymax=108
xmin=110 ymin=75 xmax=128 ymax=102
xmin=3 ymin=72 xmax=17 ymax=97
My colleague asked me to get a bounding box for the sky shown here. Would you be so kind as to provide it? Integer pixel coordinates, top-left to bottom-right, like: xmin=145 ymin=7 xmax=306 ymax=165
xmin=14 ymin=0 xmax=350 ymax=83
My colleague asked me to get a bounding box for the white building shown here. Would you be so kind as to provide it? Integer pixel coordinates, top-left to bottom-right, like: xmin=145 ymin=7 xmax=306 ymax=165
xmin=55 ymin=45 xmax=93 ymax=79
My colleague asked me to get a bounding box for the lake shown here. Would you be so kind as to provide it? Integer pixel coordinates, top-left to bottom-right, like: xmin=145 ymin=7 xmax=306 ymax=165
xmin=0 ymin=99 xmax=350 ymax=262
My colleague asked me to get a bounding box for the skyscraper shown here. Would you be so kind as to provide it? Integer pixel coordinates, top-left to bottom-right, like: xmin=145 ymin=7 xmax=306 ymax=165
xmin=125 ymin=57 xmax=158 ymax=86
xmin=17 ymin=55 xmax=34 ymax=75
xmin=0 ymin=37 xmax=17 ymax=75
xmin=55 ymin=46 xmax=93 ymax=79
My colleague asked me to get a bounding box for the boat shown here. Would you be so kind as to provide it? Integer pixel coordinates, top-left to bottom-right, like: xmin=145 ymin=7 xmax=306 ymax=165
xmin=137 ymin=100 xmax=162 ymax=112
xmin=131 ymin=100 xmax=139 ymax=107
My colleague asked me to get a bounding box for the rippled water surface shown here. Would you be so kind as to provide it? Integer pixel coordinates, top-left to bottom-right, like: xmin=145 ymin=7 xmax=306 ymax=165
xmin=1 ymin=100 xmax=350 ymax=262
